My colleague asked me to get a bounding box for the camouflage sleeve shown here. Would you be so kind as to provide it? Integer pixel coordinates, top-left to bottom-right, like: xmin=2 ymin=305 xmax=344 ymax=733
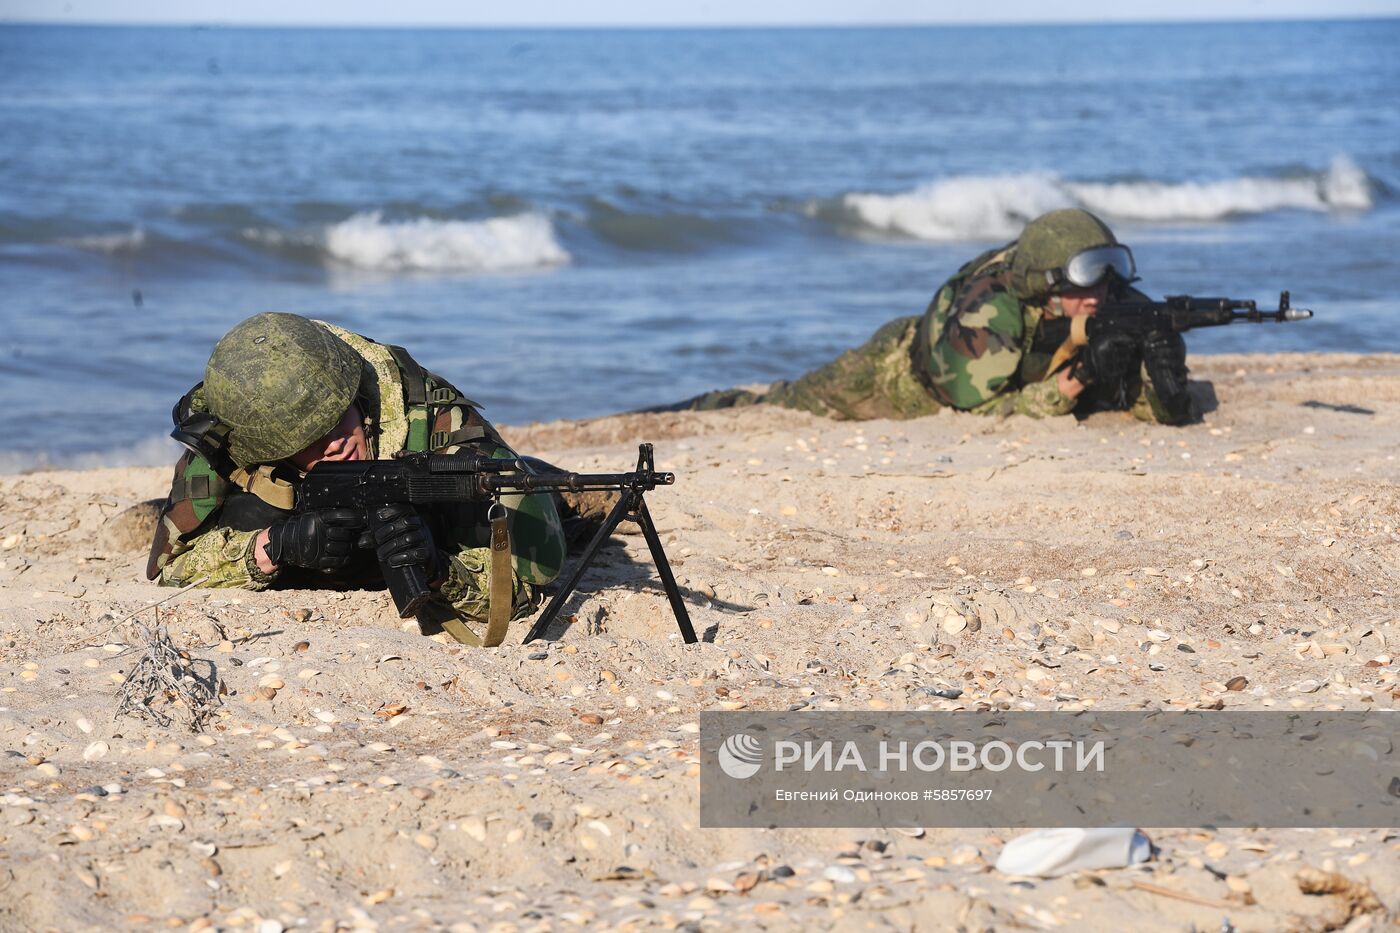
xmin=971 ymin=375 xmax=1078 ymax=419
xmin=158 ymin=526 xmax=272 ymax=590
xmin=925 ymin=286 xmax=1031 ymax=411
xmin=146 ymin=452 xmax=277 ymax=590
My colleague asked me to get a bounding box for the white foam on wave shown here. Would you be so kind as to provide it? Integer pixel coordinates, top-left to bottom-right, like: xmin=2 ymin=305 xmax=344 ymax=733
xmin=838 ymin=173 xmax=1072 ymax=240
xmin=1069 ymin=156 xmax=1373 ymax=221
xmin=323 ymin=211 xmax=570 ymax=273
xmin=240 ymin=226 xmax=314 ymax=249
xmin=0 ymin=435 xmax=179 ymax=475
xmin=823 ymin=155 xmax=1374 ymax=241
xmin=61 ymin=226 xmax=147 ymax=254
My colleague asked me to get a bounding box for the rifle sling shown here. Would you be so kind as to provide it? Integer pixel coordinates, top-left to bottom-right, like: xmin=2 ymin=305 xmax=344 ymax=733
xmin=436 ymin=615 xmax=478 ymax=647
xmin=438 ymin=505 xmax=514 ymax=647
xmin=486 ymin=505 xmax=513 ymax=647
xmin=1047 ymin=315 xmax=1091 ymax=376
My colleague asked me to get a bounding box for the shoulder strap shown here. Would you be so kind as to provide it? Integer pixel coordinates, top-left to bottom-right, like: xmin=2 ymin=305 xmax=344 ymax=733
xmin=227 ymin=465 xmax=298 ymax=511
xmin=385 ymin=345 xmax=427 ymax=407
xmin=385 ymin=343 xmax=496 ymax=453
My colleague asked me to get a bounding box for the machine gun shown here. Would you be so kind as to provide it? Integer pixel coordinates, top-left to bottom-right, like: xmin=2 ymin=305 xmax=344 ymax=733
xmin=299 ymin=443 xmax=696 ymax=645
xmin=1031 ymin=291 xmax=1313 ymax=360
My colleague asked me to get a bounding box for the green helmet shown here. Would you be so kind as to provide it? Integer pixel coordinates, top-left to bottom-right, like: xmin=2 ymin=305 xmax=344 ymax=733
xmin=1009 ymin=209 xmax=1125 ymax=300
xmin=203 ymin=313 xmax=363 ymax=468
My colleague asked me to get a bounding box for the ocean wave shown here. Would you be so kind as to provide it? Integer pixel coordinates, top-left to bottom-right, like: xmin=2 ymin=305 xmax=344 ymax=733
xmin=321 ymin=211 xmax=570 ymax=272
xmin=59 ymin=226 xmax=148 ymax=254
xmin=0 ymin=435 xmax=178 ymax=475
xmin=27 ymin=208 xmax=572 ymax=274
xmin=582 ymin=200 xmax=735 ymax=252
xmin=811 ymin=156 xmax=1376 ymax=241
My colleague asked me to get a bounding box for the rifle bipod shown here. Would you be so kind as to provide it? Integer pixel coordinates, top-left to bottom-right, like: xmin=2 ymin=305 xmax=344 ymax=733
xmin=522 ymin=444 xmax=697 ymax=645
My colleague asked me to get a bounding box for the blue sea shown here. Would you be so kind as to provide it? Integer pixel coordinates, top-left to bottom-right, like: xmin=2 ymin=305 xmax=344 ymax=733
xmin=1 ymin=21 xmax=1397 ymax=469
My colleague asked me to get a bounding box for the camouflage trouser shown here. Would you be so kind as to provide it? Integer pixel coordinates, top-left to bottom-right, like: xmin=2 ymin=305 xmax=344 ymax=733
xmin=680 ymin=317 xmax=944 ymax=421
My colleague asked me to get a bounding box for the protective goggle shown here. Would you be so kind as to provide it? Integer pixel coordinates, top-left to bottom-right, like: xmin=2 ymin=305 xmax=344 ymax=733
xmin=1047 ymin=245 xmax=1137 ymax=290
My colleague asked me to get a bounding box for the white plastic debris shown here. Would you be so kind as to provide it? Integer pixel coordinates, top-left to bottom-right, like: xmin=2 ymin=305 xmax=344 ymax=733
xmin=994 ymin=827 xmax=1151 ymax=877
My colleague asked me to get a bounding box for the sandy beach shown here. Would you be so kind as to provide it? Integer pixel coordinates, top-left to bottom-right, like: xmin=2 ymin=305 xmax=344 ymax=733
xmin=2 ymin=351 xmax=1398 ymax=932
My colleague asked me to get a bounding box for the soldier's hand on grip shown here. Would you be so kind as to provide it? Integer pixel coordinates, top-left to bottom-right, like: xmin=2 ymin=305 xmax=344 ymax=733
xmin=1070 ymin=331 xmax=1139 ymax=388
xmin=1142 ymin=329 xmax=1193 ymax=422
xmin=361 ymin=504 xmax=441 ymax=577
xmin=264 ymin=508 xmax=365 ymax=572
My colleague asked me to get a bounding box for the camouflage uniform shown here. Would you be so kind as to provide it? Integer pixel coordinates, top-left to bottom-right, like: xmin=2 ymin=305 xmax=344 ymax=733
xmin=147 ymin=321 xmax=567 ymax=636
xmin=685 ymin=244 xmax=1189 ymax=425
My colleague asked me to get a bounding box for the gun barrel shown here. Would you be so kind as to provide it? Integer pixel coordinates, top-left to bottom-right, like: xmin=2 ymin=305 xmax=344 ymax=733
xmin=481 ymin=470 xmax=675 ymax=494
xmin=1230 ymin=306 xmax=1314 ymax=324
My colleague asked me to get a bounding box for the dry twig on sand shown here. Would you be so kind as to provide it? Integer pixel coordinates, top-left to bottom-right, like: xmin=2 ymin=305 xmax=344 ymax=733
xmin=114 ymin=616 xmax=223 ymax=732
xmin=63 ymin=576 xmax=210 ymax=650
xmin=1129 ymin=879 xmax=1234 ymax=910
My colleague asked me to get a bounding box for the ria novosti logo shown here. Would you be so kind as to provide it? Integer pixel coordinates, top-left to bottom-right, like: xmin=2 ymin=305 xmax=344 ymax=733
xmin=718 ymin=733 xmax=764 ymax=779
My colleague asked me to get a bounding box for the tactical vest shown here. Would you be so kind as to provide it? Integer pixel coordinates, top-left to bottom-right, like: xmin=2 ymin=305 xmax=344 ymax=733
xmin=909 ymin=243 xmax=1014 ymax=394
xmin=908 ymin=243 xmax=1063 ymax=399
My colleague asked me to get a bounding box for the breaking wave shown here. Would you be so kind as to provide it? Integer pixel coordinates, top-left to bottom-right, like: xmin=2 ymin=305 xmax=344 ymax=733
xmin=59 ymin=226 xmax=148 ymax=254
xmin=318 ymin=211 xmax=570 ymax=272
xmin=810 ymin=156 xmax=1376 ymax=241
xmin=43 ymin=210 xmax=572 ymax=275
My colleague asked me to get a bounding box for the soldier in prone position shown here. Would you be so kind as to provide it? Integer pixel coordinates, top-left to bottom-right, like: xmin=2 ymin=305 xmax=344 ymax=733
xmin=147 ymin=313 xmax=569 ymax=645
xmin=671 ymin=208 xmax=1193 ymax=425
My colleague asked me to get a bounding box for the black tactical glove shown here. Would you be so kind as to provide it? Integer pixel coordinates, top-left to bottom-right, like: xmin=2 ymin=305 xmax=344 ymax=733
xmin=1069 ymin=330 xmax=1139 ymax=389
xmin=1142 ymin=329 xmax=1193 ymax=423
xmin=360 ymin=504 xmax=442 ymax=578
xmin=264 ymin=508 xmax=365 ymax=572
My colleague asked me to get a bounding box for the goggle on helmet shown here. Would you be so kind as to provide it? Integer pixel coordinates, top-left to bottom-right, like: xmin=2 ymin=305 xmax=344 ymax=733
xmin=1045 ymin=245 xmax=1138 ymax=291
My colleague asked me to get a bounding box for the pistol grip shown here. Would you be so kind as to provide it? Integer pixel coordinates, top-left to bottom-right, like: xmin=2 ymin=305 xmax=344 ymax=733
xmin=368 ymin=507 xmax=434 ymax=619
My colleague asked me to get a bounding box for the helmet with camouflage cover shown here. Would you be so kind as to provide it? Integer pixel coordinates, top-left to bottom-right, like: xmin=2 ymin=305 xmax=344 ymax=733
xmin=203 ymin=312 xmax=363 ymax=468
xmin=1009 ymin=209 xmax=1129 ymax=300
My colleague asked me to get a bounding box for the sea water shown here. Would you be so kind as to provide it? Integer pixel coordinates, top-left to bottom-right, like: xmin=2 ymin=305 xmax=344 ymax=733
xmin=1 ymin=20 xmax=1396 ymax=468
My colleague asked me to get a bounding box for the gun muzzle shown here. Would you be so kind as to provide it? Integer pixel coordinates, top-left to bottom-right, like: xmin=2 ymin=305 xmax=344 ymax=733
xmin=1281 ymin=308 xmax=1313 ymax=322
